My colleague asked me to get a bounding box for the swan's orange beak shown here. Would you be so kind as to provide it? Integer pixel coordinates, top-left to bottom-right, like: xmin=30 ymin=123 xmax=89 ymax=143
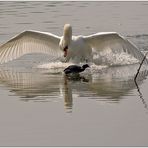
xmin=63 ymin=46 xmax=68 ymax=57
xmin=64 ymin=49 xmax=67 ymax=57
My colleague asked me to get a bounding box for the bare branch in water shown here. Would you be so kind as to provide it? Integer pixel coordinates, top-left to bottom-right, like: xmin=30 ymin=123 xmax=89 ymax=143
xmin=134 ymin=52 xmax=148 ymax=81
xmin=134 ymin=79 xmax=148 ymax=112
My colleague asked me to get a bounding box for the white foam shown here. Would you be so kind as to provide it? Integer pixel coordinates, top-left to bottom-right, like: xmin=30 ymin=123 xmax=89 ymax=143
xmin=36 ymin=62 xmax=75 ymax=74
xmin=93 ymin=51 xmax=139 ymax=66
xmin=35 ymin=51 xmax=140 ymax=75
xmin=37 ymin=62 xmax=72 ymax=69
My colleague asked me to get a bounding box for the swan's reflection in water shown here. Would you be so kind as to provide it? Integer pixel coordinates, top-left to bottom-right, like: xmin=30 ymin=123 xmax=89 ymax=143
xmin=0 ymin=64 xmax=147 ymax=112
xmin=63 ymin=74 xmax=89 ymax=112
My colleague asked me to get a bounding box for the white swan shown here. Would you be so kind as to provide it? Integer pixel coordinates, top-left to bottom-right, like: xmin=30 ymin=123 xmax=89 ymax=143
xmin=0 ymin=24 xmax=147 ymax=64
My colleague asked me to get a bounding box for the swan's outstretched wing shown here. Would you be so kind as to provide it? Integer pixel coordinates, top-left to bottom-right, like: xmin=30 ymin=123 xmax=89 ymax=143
xmin=0 ymin=30 xmax=62 ymax=63
xmin=84 ymin=32 xmax=148 ymax=64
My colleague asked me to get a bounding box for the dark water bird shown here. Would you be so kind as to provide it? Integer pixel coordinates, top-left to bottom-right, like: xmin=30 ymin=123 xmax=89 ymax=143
xmin=64 ymin=64 xmax=89 ymax=75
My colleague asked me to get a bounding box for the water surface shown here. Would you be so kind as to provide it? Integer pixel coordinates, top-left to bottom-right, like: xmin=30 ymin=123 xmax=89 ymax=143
xmin=0 ymin=1 xmax=148 ymax=146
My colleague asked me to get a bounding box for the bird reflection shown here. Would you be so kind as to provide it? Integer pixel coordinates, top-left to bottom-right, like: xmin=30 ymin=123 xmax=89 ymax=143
xmin=63 ymin=74 xmax=89 ymax=112
xmin=65 ymin=74 xmax=89 ymax=82
xmin=63 ymin=75 xmax=73 ymax=112
xmin=0 ymin=64 xmax=148 ymax=112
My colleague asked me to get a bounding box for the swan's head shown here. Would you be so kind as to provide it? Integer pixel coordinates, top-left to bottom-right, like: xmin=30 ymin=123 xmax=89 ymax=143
xmin=59 ymin=24 xmax=72 ymax=58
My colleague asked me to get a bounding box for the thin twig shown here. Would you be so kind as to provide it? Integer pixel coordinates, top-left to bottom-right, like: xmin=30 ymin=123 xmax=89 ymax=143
xmin=134 ymin=79 xmax=148 ymax=111
xmin=134 ymin=52 xmax=148 ymax=81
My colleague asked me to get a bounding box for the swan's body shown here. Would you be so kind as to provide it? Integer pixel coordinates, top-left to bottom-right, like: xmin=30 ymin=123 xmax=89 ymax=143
xmin=0 ymin=24 xmax=147 ymax=64
xmin=63 ymin=36 xmax=92 ymax=63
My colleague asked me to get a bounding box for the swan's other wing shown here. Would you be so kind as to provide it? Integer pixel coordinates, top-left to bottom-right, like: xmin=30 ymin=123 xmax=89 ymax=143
xmin=83 ymin=32 xmax=148 ymax=64
xmin=0 ymin=30 xmax=62 ymax=64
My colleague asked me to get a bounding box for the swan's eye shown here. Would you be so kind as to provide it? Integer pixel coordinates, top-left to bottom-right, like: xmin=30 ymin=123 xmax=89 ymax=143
xmin=63 ymin=46 xmax=68 ymax=51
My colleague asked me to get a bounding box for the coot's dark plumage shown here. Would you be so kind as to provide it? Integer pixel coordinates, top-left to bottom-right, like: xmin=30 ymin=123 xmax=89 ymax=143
xmin=64 ymin=64 xmax=89 ymax=74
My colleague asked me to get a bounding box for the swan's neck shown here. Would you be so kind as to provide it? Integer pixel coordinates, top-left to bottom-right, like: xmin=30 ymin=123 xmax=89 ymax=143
xmin=63 ymin=24 xmax=72 ymax=44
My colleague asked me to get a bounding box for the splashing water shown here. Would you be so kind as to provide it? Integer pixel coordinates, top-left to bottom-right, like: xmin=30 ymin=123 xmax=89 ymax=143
xmin=37 ymin=50 xmax=140 ymax=75
xmin=93 ymin=50 xmax=139 ymax=66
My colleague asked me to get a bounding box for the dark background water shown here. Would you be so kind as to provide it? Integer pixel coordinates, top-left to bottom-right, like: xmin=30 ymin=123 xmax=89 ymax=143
xmin=0 ymin=1 xmax=148 ymax=146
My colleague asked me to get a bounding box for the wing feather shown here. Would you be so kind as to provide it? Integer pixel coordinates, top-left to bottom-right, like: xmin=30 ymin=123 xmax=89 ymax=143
xmin=84 ymin=32 xmax=148 ymax=64
xmin=0 ymin=30 xmax=62 ymax=64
